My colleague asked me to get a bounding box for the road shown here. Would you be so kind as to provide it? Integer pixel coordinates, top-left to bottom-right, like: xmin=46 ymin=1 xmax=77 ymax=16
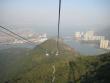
xmin=52 ymin=64 xmax=56 ymax=83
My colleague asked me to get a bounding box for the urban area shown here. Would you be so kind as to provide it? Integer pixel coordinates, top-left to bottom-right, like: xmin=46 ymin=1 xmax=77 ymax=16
xmin=0 ymin=32 xmax=48 ymax=44
xmin=74 ymin=31 xmax=110 ymax=50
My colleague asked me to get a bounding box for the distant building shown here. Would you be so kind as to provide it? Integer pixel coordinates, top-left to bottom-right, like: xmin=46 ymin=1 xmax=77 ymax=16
xmin=13 ymin=39 xmax=26 ymax=44
xmin=100 ymin=40 xmax=109 ymax=49
xmin=93 ymin=36 xmax=105 ymax=41
xmin=75 ymin=32 xmax=81 ymax=39
xmin=13 ymin=33 xmax=48 ymax=44
xmin=38 ymin=33 xmax=48 ymax=43
xmin=86 ymin=31 xmax=94 ymax=36
xmin=83 ymin=31 xmax=94 ymax=40
xmin=83 ymin=31 xmax=105 ymax=41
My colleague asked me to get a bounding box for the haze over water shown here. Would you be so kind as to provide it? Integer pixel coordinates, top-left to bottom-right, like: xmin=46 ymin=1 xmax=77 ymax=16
xmin=0 ymin=0 xmax=110 ymax=55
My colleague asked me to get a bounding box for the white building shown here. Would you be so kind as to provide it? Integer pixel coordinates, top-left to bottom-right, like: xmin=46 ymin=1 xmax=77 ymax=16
xmin=83 ymin=31 xmax=105 ymax=41
xmin=100 ymin=40 xmax=109 ymax=49
xmin=75 ymin=32 xmax=81 ymax=38
xmin=13 ymin=39 xmax=26 ymax=44
xmin=38 ymin=33 xmax=48 ymax=43
xmin=93 ymin=36 xmax=105 ymax=41
xmin=39 ymin=38 xmax=48 ymax=43
xmin=85 ymin=31 xmax=94 ymax=36
xmin=83 ymin=31 xmax=94 ymax=40
xmin=13 ymin=33 xmax=48 ymax=44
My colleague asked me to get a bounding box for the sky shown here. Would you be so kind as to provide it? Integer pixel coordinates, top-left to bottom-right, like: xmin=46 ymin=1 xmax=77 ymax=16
xmin=0 ymin=0 xmax=110 ymax=35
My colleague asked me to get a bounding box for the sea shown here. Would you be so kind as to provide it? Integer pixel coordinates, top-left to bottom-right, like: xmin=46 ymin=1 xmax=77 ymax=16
xmin=64 ymin=38 xmax=107 ymax=55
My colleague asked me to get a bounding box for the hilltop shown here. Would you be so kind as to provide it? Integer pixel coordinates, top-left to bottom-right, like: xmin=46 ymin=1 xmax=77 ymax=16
xmin=0 ymin=39 xmax=77 ymax=83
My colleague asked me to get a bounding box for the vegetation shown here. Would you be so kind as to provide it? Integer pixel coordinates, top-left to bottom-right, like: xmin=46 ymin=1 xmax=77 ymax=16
xmin=0 ymin=39 xmax=110 ymax=83
xmin=68 ymin=53 xmax=110 ymax=83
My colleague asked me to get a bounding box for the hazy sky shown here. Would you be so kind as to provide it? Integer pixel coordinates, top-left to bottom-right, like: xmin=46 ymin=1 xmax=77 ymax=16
xmin=0 ymin=0 xmax=110 ymax=35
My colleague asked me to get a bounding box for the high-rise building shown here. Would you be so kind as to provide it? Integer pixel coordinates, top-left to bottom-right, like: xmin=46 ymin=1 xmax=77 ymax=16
xmin=100 ymin=40 xmax=109 ymax=49
xmin=83 ymin=31 xmax=94 ymax=40
xmin=75 ymin=32 xmax=81 ymax=38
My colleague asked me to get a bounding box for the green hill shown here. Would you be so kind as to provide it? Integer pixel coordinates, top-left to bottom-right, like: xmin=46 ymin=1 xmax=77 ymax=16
xmin=0 ymin=39 xmax=77 ymax=83
xmin=68 ymin=53 xmax=110 ymax=83
xmin=0 ymin=39 xmax=110 ymax=83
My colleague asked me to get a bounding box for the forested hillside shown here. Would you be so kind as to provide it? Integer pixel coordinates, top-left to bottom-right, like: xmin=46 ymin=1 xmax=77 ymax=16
xmin=0 ymin=39 xmax=110 ymax=83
